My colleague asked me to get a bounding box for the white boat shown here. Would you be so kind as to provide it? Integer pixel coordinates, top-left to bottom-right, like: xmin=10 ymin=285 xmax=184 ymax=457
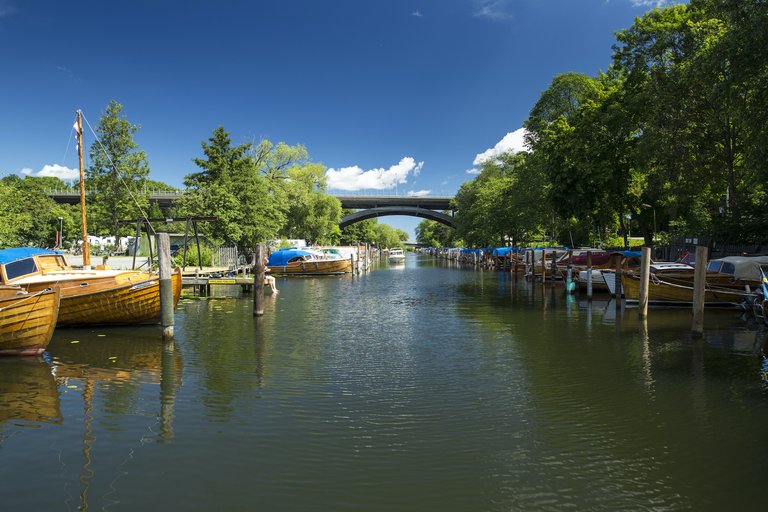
xmin=577 ymin=269 xmax=609 ymax=291
xmin=388 ymin=249 xmax=406 ymax=263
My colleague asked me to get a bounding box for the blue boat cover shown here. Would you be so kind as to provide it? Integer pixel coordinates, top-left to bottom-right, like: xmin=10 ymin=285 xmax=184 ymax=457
xmin=0 ymin=248 xmax=60 ymax=265
xmin=267 ymin=249 xmax=313 ymax=266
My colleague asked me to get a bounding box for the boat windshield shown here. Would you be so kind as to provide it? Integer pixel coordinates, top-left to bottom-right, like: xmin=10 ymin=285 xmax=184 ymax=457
xmin=3 ymin=257 xmax=39 ymax=281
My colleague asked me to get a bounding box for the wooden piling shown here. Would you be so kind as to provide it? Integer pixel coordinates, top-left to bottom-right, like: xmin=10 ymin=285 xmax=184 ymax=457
xmin=253 ymin=244 xmax=265 ymax=317
xmin=156 ymin=233 xmax=174 ymax=340
xmin=586 ymin=251 xmax=593 ymax=299
xmin=614 ymin=253 xmax=622 ymax=308
xmin=692 ymin=245 xmax=709 ymax=336
xmin=639 ymin=246 xmax=651 ymax=318
xmin=541 ymin=251 xmax=546 ymax=283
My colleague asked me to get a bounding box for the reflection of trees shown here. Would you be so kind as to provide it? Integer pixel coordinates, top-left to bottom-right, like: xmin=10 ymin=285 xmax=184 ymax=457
xmin=452 ymin=274 xmax=768 ymax=508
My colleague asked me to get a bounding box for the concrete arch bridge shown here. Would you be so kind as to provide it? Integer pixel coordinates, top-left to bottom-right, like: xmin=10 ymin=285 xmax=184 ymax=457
xmin=336 ymin=196 xmax=455 ymax=229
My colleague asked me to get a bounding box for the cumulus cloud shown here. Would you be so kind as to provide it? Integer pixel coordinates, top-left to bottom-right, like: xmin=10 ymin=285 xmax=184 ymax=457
xmin=465 ymin=168 xmax=482 ymax=175
xmin=20 ymin=164 xmax=79 ymax=180
xmin=326 ymin=157 xmax=424 ymax=192
xmin=629 ymin=0 xmax=672 ymax=6
xmin=407 ymin=189 xmax=431 ymax=197
xmin=473 ymin=0 xmax=513 ymax=21
xmin=473 ymin=127 xmax=529 ymax=166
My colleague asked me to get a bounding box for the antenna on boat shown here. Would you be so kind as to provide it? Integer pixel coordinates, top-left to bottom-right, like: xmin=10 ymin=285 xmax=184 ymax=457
xmin=76 ymin=109 xmax=91 ymax=269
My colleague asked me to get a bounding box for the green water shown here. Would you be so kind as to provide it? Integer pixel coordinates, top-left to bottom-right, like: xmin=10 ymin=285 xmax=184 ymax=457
xmin=1 ymin=254 xmax=767 ymax=511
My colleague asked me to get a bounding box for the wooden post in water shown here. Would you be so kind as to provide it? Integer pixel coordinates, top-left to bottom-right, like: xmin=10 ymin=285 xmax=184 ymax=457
xmin=614 ymin=254 xmax=622 ymax=308
xmin=541 ymin=251 xmax=546 ymax=284
xmin=586 ymin=251 xmax=593 ymax=299
xmin=253 ymin=244 xmax=265 ymax=317
xmin=156 ymin=233 xmax=174 ymax=341
xmin=566 ymin=249 xmax=573 ymax=293
xmin=692 ymin=245 xmax=709 ymax=336
xmin=639 ymin=246 xmax=651 ymax=318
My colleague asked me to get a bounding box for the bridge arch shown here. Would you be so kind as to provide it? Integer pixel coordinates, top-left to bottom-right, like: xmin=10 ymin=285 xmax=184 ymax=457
xmin=339 ymin=206 xmax=456 ymax=229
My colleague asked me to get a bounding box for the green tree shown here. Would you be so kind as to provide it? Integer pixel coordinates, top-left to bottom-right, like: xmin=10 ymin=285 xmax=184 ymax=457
xmin=281 ymin=163 xmax=342 ymax=244
xmin=86 ymin=100 xmax=150 ymax=240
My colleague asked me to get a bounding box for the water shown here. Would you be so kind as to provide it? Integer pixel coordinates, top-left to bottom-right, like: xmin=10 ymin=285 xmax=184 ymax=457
xmin=2 ymin=254 xmax=768 ymax=511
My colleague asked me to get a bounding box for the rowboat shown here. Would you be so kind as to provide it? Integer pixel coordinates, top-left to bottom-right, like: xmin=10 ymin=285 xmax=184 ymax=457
xmin=0 ymin=285 xmax=60 ymax=356
xmin=267 ymin=248 xmax=352 ymax=275
xmin=0 ymin=248 xmax=181 ymax=326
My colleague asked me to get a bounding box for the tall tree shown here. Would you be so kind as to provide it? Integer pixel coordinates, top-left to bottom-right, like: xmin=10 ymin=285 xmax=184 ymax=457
xmin=86 ymin=100 xmax=150 ymax=240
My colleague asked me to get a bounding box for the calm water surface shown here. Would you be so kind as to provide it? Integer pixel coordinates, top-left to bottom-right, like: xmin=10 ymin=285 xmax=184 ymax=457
xmin=2 ymin=254 xmax=768 ymax=511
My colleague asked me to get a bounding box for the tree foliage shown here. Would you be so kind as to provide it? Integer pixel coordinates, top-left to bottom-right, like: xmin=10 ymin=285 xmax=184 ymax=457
xmin=86 ymin=100 xmax=151 ymax=239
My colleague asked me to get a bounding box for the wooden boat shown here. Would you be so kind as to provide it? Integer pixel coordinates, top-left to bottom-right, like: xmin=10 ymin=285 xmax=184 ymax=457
xmin=621 ymin=271 xmax=751 ymax=307
xmin=0 ymin=248 xmax=181 ymax=326
xmin=267 ymin=248 xmax=352 ymax=275
xmin=0 ymin=285 xmax=60 ymax=356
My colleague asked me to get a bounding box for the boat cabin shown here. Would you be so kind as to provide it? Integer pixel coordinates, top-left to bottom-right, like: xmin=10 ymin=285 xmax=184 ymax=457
xmin=0 ymin=248 xmax=69 ymax=285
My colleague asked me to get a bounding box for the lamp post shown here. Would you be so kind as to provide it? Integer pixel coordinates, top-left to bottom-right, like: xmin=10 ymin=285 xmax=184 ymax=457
xmin=58 ymin=216 xmax=64 ymax=249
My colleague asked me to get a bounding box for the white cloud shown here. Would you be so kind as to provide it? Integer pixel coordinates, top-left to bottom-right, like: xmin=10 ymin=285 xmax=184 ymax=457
xmin=326 ymin=157 xmax=424 ymax=192
xmin=629 ymin=0 xmax=672 ymax=6
xmin=407 ymin=189 xmax=431 ymax=197
xmin=473 ymin=127 xmax=530 ymax=166
xmin=473 ymin=0 xmax=513 ymax=21
xmin=465 ymin=168 xmax=482 ymax=175
xmin=412 ymin=9 xmax=423 ymax=18
xmin=20 ymin=164 xmax=79 ymax=180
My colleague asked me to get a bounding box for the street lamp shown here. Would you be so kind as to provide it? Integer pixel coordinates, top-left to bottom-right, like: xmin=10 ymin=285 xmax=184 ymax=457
xmin=58 ymin=217 xmax=64 ymax=249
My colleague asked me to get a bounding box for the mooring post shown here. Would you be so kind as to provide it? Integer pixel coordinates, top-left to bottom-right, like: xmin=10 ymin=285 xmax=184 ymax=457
xmin=586 ymin=251 xmax=593 ymax=299
xmin=350 ymin=254 xmax=355 ymax=275
xmin=614 ymin=253 xmax=622 ymax=308
xmin=639 ymin=246 xmax=651 ymax=318
xmin=541 ymin=251 xmax=546 ymax=284
xmin=692 ymin=245 xmax=709 ymax=336
xmin=156 ymin=233 xmax=174 ymax=341
xmin=566 ymin=249 xmax=574 ymax=293
xmin=253 ymin=244 xmax=265 ymax=317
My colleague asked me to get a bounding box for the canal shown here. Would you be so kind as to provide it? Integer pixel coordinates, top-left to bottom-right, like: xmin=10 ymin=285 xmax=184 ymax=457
xmin=2 ymin=253 xmax=767 ymax=511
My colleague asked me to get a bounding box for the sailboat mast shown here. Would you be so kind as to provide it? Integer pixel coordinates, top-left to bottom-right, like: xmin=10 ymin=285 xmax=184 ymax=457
xmin=76 ymin=110 xmax=91 ymax=269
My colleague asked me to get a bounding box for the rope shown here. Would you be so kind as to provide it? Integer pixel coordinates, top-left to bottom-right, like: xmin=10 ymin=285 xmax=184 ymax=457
xmin=0 ymin=289 xmax=49 ymax=312
xmin=80 ymin=112 xmax=155 ymax=234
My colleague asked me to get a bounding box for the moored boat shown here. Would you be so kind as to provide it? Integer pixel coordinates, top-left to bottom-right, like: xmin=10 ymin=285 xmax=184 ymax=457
xmin=267 ymin=248 xmax=352 ymax=275
xmin=621 ymin=271 xmax=751 ymax=307
xmin=0 ymin=285 xmax=60 ymax=356
xmin=0 ymin=248 xmax=181 ymax=326
xmin=388 ymin=248 xmax=405 ymax=263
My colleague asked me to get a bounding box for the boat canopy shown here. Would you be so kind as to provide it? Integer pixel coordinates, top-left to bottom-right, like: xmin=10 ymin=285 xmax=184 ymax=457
xmin=268 ymin=249 xmax=317 ymax=266
xmin=707 ymin=255 xmax=768 ymax=281
xmin=0 ymin=248 xmax=60 ymax=265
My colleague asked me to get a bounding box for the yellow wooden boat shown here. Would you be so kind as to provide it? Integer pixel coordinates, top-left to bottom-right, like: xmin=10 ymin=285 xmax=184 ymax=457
xmin=0 ymin=248 xmax=181 ymax=326
xmin=267 ymin=248 xmax=353 ymax=275
xmin=0 ymin=285 xmax=60 ymax=356
xmin=622 ymin=272 xmax=751 ymax=307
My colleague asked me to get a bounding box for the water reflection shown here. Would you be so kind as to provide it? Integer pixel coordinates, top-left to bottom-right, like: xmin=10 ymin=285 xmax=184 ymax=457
xmin=0 ymin=357 xmax=61 ymax=425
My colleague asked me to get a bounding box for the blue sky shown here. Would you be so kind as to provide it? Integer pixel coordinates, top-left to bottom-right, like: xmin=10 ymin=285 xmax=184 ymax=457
xmin=0 ymin=0 xmax=674 ymax=238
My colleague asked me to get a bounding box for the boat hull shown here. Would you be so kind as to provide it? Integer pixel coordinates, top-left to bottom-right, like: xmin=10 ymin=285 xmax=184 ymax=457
xmin=0 ymin=287 xmax=60 ymax=356
xmin=622 ymin=273 xmax=749 ymax=307
xmin=268 ymin=259 xmax=352 ymax=275
xmin=22 ymin=270 xmax=182 ymax=326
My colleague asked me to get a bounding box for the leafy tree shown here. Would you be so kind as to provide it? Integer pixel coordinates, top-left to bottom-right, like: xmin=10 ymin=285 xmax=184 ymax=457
xmin=86 ymin=100 xmax=151 ymax=239
xmin=415 ymin=218 xmax=455 ymax=247
xmin=281 ymin=163 xmax=342 ymax=244
xmin=0 ymin=176 xmax=79 ymax=247
xmin=340 ymin=216 xmax=378 ymax=245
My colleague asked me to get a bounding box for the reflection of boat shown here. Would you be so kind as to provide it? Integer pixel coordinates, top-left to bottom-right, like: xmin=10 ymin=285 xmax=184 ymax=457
xmin=267 ymin=249 xmax=352 ymax=275
xmin=0 ymin=285 xmax=60 ymax=356
xmin=0 ymin=357 xmax=62 ymax=423
xmin=0 ymin=248 xmax=182 ymax=326
xmin=388 ymin=248 xmax=405 ymax=263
